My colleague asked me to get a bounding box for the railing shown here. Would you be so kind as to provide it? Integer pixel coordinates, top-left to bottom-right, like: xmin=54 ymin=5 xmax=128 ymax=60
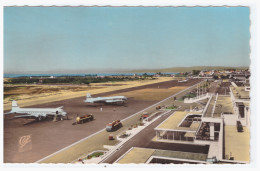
xmin=184 ymin=93 xmax=212 ymax=103
xmin=211 ymin=93 xmax=218 ymax=117
xmin=202 ymin=94 xmax=214 ymax=117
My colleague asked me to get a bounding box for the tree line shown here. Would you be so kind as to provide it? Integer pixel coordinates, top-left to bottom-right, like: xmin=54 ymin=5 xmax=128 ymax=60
xmin=5 ymin=76 xmax=154 ymax=85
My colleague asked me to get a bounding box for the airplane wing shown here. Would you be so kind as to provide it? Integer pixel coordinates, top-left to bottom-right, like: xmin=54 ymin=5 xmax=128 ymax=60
xmin=86 ymin=98 xmax=106 ymax=103
xmin=57 ymin=106 xmax=64 ymax=109
xmin=14 ymin=114 xmax=35 ymax=118
xmin=105 ymin=99 xmax=124 ymax=103
xmin=13 ymin=113 xmax=48 ymax=120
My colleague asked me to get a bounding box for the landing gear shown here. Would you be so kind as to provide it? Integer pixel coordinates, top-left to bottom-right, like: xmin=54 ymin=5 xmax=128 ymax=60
xmin=37 ymin=115 xmax=45 ymax=121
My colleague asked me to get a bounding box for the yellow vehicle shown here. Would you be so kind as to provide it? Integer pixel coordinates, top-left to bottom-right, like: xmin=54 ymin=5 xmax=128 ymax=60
xmin=76 ymin=114 xmax=94 ymax=124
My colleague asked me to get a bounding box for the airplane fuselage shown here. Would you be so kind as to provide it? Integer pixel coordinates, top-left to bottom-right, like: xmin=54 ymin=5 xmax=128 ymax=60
xmin=84 ymin=96 xmax=127 ymax=104
xmin=14 ymin=108 xmax=65 ymax=115
xmin=6 ymin=101 xmax=67 ymax=121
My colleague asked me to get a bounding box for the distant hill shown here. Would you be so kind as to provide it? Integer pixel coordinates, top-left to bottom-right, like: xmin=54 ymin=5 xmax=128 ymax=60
xmin=130 ymin=66 xmax=249 ymax=73
xmin=5 ymin=66 xmax=249 ymax=75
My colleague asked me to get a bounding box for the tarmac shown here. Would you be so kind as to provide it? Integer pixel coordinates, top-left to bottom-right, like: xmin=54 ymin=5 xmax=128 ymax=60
xmin=3 ymin=79 xmax=201 ymax=163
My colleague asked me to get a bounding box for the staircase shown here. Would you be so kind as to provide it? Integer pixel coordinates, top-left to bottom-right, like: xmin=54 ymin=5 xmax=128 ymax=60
xmin=184 ymin=93 xmax=211 ymax=103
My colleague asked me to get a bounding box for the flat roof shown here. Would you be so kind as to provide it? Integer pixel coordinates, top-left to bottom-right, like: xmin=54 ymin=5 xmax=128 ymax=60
xmin=214 ymin=96 xmax=234 ymax=114
xmin=116 ymin=147 xmax=208 ymax=164
xmin=224 ymin=126 xmax=250 ymax=162
xmin=190 ymin=122 xmax=201 ymax=130
xmin=205 ymin=96 xmax=234 ymax=118
xmin=231 ymin=86 xmax=250 ymax=99
xmin=116 ymin=148 xmax=155 ymax=164
xmin=243 ymin=102 xmax=250 ymax=107
xmin=153 ymin=149 xmax=208 ymax=161
xmin=155 ymin=111 xmax=201 ymax=131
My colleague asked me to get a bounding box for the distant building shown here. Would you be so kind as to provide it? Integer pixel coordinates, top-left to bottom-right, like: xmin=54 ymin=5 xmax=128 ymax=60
xmin=39 ymin=78 xmax=43 ymax=84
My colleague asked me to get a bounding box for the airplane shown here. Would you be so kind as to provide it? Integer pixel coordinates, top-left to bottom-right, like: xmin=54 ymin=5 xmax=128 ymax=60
xmin=178 ymin=79 xmax=188 ymax=83
xmin=4 ymin=101 xmax=67 ymax=121
xmin=84 ymin=93 xmax=127 ymax=104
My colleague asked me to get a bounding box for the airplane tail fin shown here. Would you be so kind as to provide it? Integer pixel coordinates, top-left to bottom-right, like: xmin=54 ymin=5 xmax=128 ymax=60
xmin=12 ymin=101 xmax=18 ymax=107
xmin=86 ymin=93 xmax=92 ymax=98
xmin=11 ymin=100 xmax=20 ymax=112
xmin=84 ymin=93 xmax=92 ymax=103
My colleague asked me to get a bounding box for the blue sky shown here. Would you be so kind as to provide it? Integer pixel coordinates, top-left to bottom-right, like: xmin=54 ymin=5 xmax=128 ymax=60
xmin=4 ymin=7 xmax=250 ymax=73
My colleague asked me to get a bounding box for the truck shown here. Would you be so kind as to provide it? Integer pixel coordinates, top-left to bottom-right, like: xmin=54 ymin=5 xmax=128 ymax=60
xmin=106 ymin=120 xmax=122 ymax=132
xmin=76 ymin=114 xmax=94 ymax=124
xmin=140 ymin=114 xmax=149 ymax=121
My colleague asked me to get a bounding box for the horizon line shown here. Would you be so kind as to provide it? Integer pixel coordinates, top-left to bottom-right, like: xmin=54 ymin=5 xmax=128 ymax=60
xmin=4 ymin=65 xmax=249 ymax=75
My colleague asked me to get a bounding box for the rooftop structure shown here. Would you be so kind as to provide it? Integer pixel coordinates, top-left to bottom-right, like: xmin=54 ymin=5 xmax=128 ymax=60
xmin=156 ymin=111 xmax=201 ymax=131
xmin=214 ymin=96 xmax=234 ymax=114
xmin=229 ymin=85 xmax=250 ymax=127
xmin=230 ymin=86 xmax=250 ymax=99
xmin=116 ymin=147 xmax=208 ymax=164
xmin=155 ymin=112 xmax=203 ymax=142
xmin=116 ymin=147 xmax=155 ymax=164
xmin=114 ymin=79 xmax=249 ymax=164
xmin=204 ymin=95 xmax=234 ymax=118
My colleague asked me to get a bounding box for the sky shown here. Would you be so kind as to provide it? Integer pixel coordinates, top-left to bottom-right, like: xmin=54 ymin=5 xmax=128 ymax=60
xmin=4 ymin=7 xmax=250 ymax=73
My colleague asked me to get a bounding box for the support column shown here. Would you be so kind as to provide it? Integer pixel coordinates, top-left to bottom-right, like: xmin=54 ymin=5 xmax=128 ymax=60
xmin=198 ymin=84 xmax=200 ymax=96
xmin=210 ymin=122 xmax=215 ymax=140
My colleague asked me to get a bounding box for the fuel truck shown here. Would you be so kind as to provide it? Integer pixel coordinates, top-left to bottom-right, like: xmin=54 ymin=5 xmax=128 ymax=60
xmin=106 ymin=120 xmax=122 ymax=132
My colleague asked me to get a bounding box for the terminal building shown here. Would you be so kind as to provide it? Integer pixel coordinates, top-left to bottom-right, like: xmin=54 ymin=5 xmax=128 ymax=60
xmin=115 ymin=80 xmax=250 ymax=164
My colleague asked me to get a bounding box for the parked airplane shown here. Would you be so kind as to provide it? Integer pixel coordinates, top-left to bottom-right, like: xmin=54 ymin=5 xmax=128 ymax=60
xmin=5 ymin=101 xmax=67 ymax=121
xmin=84 ymin=93 xmax=127 ymax=104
